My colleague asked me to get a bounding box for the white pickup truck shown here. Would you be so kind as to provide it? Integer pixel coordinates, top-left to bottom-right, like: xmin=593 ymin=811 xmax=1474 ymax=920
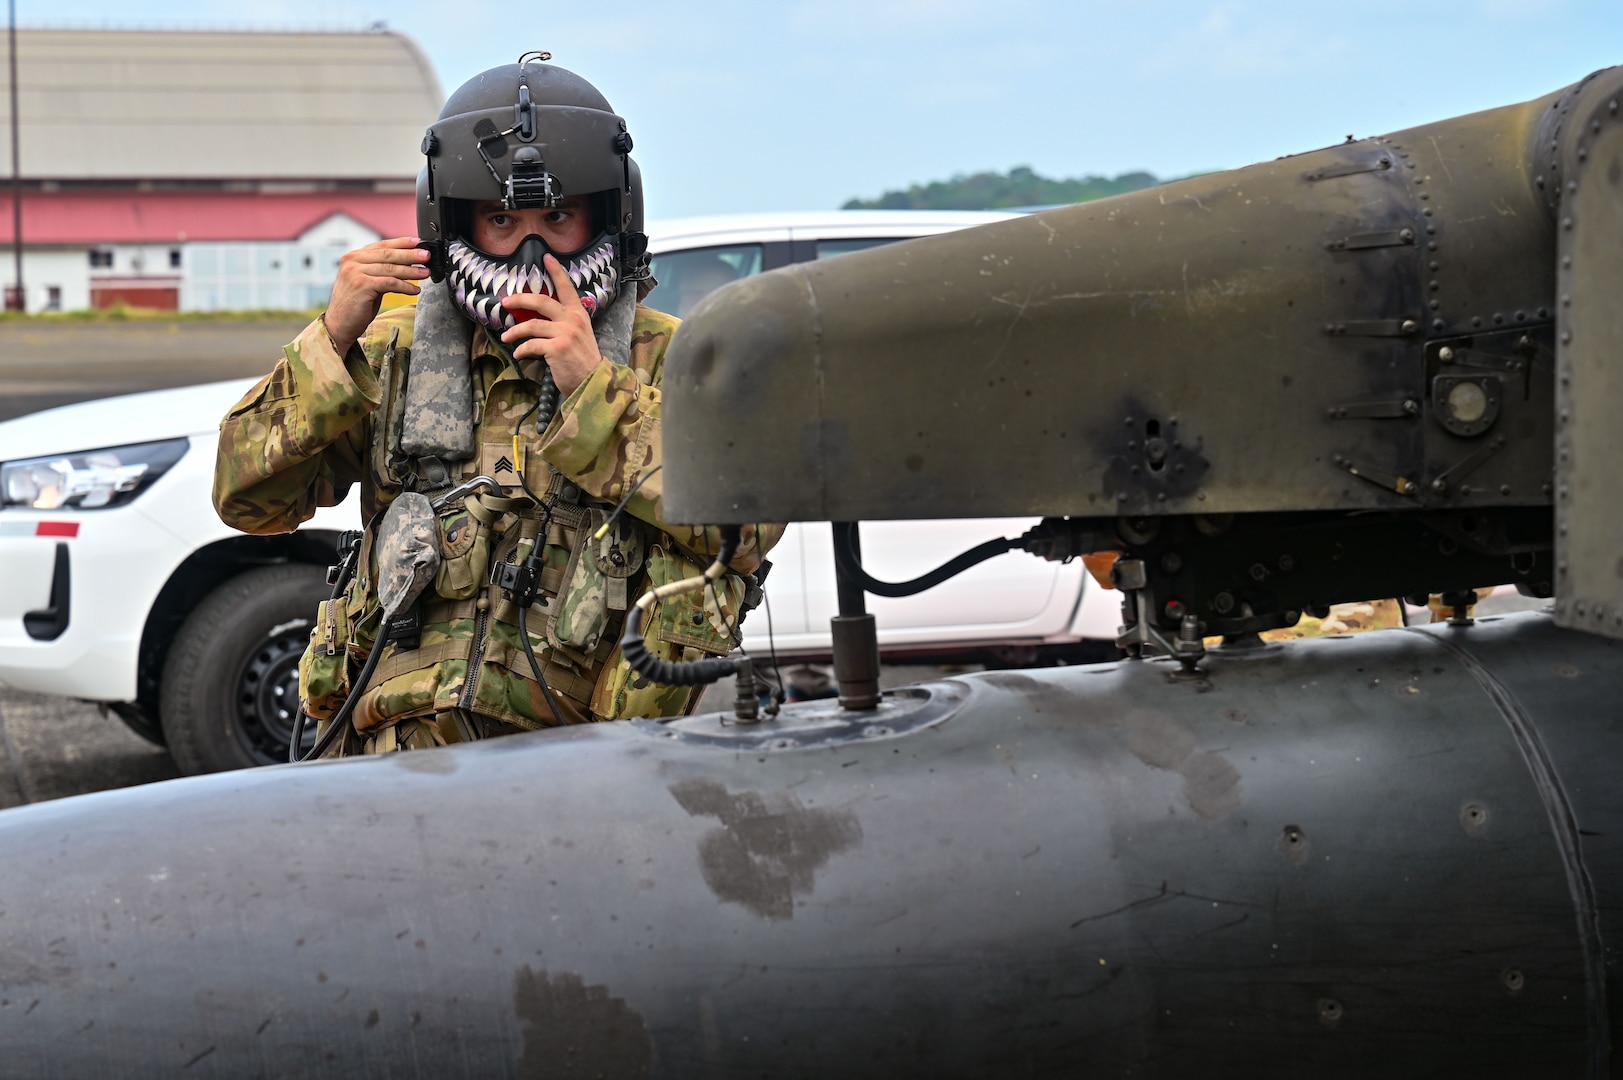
xmin=0 ymin=212 xmax=1119 ymax=773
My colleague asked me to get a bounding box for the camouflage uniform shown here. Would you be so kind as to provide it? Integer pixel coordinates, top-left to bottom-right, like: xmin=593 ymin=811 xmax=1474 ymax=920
xmin=214 ymin=304 xmax=780 ymax=753
xmin=1257 ymin=599 xmax=1406 ymax=640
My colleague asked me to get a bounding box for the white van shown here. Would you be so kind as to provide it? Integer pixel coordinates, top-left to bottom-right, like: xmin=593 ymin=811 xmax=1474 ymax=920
xmin=0 ymin=212 xmax=1119 ymax=773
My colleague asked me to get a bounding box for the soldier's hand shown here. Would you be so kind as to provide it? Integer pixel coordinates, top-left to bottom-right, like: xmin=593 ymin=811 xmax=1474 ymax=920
xmin=499 ymin=254 xmax=602 ymax=397
xmin=323 ymin=237 xmax=432 ymax=355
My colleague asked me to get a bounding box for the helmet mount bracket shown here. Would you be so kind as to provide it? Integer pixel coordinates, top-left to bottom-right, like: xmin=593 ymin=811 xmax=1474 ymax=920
xmin=503 ymin=145 xmax=561 ymax=210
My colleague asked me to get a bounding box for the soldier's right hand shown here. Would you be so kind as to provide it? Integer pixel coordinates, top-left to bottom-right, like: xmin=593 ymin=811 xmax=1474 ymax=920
xmin=322 ymin=237 xmax=432 ymax=355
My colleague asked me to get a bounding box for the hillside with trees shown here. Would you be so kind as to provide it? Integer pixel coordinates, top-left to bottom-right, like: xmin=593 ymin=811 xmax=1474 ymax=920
xmin=842 ymin=165 xmax=1171 ymax=210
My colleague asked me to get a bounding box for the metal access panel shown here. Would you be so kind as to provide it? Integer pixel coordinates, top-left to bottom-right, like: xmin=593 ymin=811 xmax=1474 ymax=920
xmin=1555 ymin=85 xmax=1623 ymax=641
xmin=663 ymin=85 xmax=1565 ymax=528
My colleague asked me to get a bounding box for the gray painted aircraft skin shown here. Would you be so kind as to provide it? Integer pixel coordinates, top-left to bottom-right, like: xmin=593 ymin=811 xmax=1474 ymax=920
xmin=0 ymin=612 xmax=1619 ymax=1076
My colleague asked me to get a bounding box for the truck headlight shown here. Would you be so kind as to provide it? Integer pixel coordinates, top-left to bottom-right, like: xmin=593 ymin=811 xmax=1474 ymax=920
xmin=0 ymin=438 xmax=190 ymax=510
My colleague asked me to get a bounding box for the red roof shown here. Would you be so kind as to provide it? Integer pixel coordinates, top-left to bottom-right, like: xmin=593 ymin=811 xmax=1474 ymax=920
xmin=0 ymin=190 xmax=416 ymax=245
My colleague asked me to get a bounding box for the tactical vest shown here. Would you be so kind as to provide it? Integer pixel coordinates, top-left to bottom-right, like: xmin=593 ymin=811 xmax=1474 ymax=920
xmin=298 ymin=283 xmax=746 ymax=738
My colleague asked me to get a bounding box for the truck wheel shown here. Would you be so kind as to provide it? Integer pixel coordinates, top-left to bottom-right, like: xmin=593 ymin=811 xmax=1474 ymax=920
xmin=160 ymin=563 xmax=328 ymax=774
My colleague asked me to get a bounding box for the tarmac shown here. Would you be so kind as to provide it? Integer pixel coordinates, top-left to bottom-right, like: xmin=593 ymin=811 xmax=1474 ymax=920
xmin=0 ymin=316 xmax=307 ymax=422
xmin=0 ymin=688 xmax=179 ymax=810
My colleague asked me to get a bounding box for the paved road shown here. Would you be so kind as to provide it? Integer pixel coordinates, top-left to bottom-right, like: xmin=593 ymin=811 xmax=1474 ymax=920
xmin=0 ymin=317 xmax=306 ymax=422
xmin=0 ymin=688 xmax=180 ymax=810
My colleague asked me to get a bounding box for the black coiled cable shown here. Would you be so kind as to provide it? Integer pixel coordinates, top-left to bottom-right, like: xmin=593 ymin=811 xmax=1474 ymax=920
xmin=619 ymin=606 xmax=743 ymax=686
xmin=617 ymin=526 xmax=745 ymax=687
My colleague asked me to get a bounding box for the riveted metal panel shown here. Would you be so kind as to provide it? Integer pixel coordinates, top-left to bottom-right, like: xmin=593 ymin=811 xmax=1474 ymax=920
xmin=664 ymin=87 xmax=1562 ymax=527
xmin=1554 ymin=69 xmax=1623 ymax=641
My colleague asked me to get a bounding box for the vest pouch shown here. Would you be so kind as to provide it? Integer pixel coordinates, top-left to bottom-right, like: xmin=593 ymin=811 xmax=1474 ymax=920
xmin=591 ymin=507 xmax=647 ymax=609
xmin=432 ymin=504 xmax=490 ymax=600
xmin=298 ymin=597 xmax=352 ymax=720
xmin=547 ymin=514 xmax=614 ymax=658
xmin=644 ymin=542 xmax=745 ymax=658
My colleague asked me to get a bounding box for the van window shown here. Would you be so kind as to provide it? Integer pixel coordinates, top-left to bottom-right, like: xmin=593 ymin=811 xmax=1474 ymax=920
xmin=646 ymin=244 xmax=763 ymax=319
xmin=814 ymin=238 xmax=898 ymax=260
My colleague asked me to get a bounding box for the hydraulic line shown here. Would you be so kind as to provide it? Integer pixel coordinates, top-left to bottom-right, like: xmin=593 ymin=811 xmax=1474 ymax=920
xmin=831 ymin=521 xmax=1021 ymax=598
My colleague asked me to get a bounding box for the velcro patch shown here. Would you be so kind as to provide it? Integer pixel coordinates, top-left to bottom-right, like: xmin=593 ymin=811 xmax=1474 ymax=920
xmin=480 ymin=442 xmax=531 ymax=492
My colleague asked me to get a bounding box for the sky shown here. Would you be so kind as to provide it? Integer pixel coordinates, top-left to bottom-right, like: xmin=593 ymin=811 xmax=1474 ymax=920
xmin=26 ymin=0 xmax=1623 ymax=219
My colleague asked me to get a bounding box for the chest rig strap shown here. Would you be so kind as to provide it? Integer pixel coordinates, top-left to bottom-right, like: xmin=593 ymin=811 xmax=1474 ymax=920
xmin=395 ymin=280 xmax=477 ymax=490
xmin=391 ymin=277 xmax=638 ymax=494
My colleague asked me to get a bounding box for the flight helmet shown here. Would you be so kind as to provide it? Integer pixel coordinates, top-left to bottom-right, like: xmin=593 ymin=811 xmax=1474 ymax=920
xmin=416 ymin=52 xmax=647 ymax=332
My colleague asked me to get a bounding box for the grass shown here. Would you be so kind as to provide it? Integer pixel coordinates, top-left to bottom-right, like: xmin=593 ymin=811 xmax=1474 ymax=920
xmin=0 ymin=305 xmax=324 ymax=323
xmin=0 ymin=293 xmax=422 ymax=322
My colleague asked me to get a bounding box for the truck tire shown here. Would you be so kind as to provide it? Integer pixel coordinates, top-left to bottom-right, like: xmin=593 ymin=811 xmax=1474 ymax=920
xmin=160 ymin=563 xmax=328 ymax=775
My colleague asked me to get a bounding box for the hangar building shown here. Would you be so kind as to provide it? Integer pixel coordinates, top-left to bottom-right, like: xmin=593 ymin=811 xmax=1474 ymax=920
xmin=0 ymin=28 xmax=441 ymax=312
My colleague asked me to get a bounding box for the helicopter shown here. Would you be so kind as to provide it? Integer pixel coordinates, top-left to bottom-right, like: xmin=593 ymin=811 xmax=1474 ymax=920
xmin=1 ymin=65 xmax=1621 ymax=1077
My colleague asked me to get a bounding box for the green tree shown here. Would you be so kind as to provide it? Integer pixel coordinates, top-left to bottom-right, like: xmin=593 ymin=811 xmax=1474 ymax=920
xmin=843 ymin=165 xmax=1168 ymax=210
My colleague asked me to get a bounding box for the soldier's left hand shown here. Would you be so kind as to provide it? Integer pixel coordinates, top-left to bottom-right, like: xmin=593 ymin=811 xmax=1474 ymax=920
xmin=500 ymin=254 xmax=602 ymax=397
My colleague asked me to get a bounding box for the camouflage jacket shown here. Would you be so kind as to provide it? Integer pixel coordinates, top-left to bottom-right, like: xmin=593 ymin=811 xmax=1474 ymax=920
xmin=213 ymin=303 xmax=780 ymax=737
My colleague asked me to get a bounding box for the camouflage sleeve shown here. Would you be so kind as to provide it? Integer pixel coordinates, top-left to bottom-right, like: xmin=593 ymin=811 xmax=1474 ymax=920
xmin=539 ymin=357 xmax=783 ymax=574
xmin=211 ymin=313 xmax=396 ymax=535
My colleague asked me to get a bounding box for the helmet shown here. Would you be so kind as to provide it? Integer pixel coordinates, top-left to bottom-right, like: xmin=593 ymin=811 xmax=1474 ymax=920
xmin=415 ymin=52 xmax=648 ymax=330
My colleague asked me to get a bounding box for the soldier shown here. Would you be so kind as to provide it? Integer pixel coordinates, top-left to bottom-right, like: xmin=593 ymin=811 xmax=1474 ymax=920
xmin=213 ymin=54 xmax=778 ymax=755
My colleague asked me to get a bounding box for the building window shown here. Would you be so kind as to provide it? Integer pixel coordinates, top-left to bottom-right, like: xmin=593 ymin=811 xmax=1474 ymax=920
xmin=88 ymin=249 xmax=113 ymax=268
xmin=169 ymin=249 xmax=181 ymax=269
xmin=45 ymin=286 xmax=61 ymax=311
